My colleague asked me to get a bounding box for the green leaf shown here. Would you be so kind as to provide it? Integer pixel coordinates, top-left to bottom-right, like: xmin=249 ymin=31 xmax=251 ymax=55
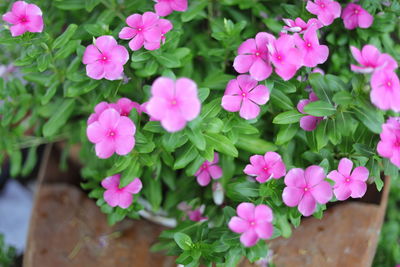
xmin=37 ymin=53 xmax=51 ymax=72
xmin=174 ymin=144 xmax=199 ymax=169
xmin=204 ymin=133 xmax=238 ymax=157
xmin=273 ymin=110 xmax=303 ymax=124
xmin=143 ymin=176 xmax=162 ymax=211
xmin=332 ymin=91 xmax=353 ymax=106
xmin=315 ymin=120 xmax=329 ymax=151
xmin=120 ymin=160 xmax=141 ymax=188
xmin=85 ymin=0 xmax=101 ymax=11
xmin=41 ymin=83 xmax=59 ymax=105
xmin=304 ymin=101 xmax=336 ymax=117
xmin=226 ymin=181 xmax=259 ymax=201
xmin=270 ymin=88 xmax=293 ymax=110
xmin=42 ymin=99 xmax=75 ymax=137
xmin=54 ymin=40 xmax=80 ymax=60
xmin=353 ymin=143 xmax=375 ymax=157
xmin=352 ymin=100 xmax=384 ymax=134
xmin=153 ymin=52 xmax=181 ymax=68
xmin=181 ymin=0 xmax=208 ymax=22
xmin=143 ymin=121 xmax=164 ymax=133
xmin=54 ymin=0 xmax=85 ymax=10
xmin=273 ymin=80 xmax=296 ymax=93
xmin=53 ymin=24 xmax=78 ymax=49
xmin=186 ymin=128 xmax=206 ymax=150
xmin=236 ymin=135 xmax=277 ymax=154
xmin=174 ymin=233 xmax=193 ymax=250
xmin=10 ymin=149 xmax=22 ymax=177
xmin=276 ymin=124 xmax=298 ymax=145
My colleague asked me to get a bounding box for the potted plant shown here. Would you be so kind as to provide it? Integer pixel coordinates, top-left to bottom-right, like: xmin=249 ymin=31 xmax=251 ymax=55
xmin=1 ymin=0 xmax=399 ymax=266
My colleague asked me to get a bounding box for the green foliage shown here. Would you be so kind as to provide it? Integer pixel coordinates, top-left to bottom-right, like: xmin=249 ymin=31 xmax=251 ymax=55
xmin=0 ymin=234 xmax=16 ymax=267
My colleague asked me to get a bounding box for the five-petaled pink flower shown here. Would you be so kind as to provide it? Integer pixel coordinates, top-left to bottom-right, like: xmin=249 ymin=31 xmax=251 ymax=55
xmin=297 ymin=92 xmax=323 ymax=131
xmin=195 ymin=153 xmax=223 ymax=186
xmin=119 ymin=12 xmax=164 ymax=51
xmin=268 ymin=34 xmax=303 ymax=81
xmin=377 ymin=117 xmax=400 ymax=168
xmin=87 ymin=98 xmax=141 ymax=125
xmin=294 ymin=26 xmax=329 ymax=68
xmin=221 ymin=75 xmax=270 ymax=120
xmin=83 ymin=36 xmax=129 ymax=80
xmin=146 ymin=77 xmax=201 ymax=132
xmin=228 ymin=203 xmax=274 ymax=247
xmin=327 ymin=158 xmax=368 ymax=201
xmin=87 ymin=108 xmax=136 ymax=159
xmin=306 ymin=0 xmax=342 ymax=26
xmin=102 ymin=174 xmax=142 ymax=208
xmin=233 ymin=32 xmax=275 ymax=81
xmin=370 ymin=70 xmax=400 ymax=112
xmin=282 ymin=17 xmax=323 ymax=34
xmin=243 ymin=152 xmax=286 ymax=183
xmin=2 ymin=1 xmax=44 ymax=37
xmin=350 ymin=45 xmax=398 ymax=74
xmin=341 ymin=3 xmax=373 ymax=30
xmin=154 ymin=0 xmax=188 ymax=17
xmin=282 ymin=166 xmax=333 ymax=216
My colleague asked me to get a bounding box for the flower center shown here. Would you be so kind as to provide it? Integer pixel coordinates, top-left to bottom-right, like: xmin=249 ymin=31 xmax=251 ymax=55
xmin=19 ymin=16 xmax=28 ymax=23
xmin=354 ymin=9 xmax=359 ymax=14
xmin=171 ymin=99 xmax=177 ymax=106
xmin=108 ymin=130 xmax=116 ymax=137
xmin=304 ymin=187 xmax=309 ymax=192
xmin=320 ymin=3 xmax=325 ymax=8
xmin=307 ymin=43 xmax=312 ymax=48
xmin=255 ymin=52 xmax=261 ymax=57
xmin=250 ymin=221 xmax=256 ymax=227
xmin=137 ymin=27 xmax=143 ymax=32
xmin=121 ymin=112 xmax=128 ymax=116
xmin=277 ymin=55 xmax=282 ymax=60
xmin=394 ymin=140 xmax=400 ymax=147
xmin=345 ymin=177 xmax=351 ymax=183
xmin=241 ymin=92 xmax=247 ymax=97
xmin=387 ymin=81 xmax=392 ymax=87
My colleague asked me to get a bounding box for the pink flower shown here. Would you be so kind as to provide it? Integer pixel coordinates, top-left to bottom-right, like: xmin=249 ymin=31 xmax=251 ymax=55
xmin=233 ymin=32 xmax=274 ymax=81
xmin=243 ymin=152 xmax=286 ymax=183
xmin=195 ymin=153 xmax=223 ymax=186
xmin=327 ymin=158 xmax=368 ymax=201
xmin=87 ymin=102 xmax=116 ymax=125
xmin=306 ymin=0 xmax=342 ymax=26
xmin=2 ymin=1 xmax=44 ymax=37
xmin=294 ymin=26 xmax=329 ymax=67
xmin=119 ymin=12 xmax=162 ymax=51
xmin=154 ymin=0 xmax=188 ymax=17
xmin=370 ymin=69 xmax=400 ymax=111
xmin=341 ymin=3 xmax=373 ymax=30
xmin=146 ymin=77 xmax=201 ymax=132
xmin=82 ymin=36 xmax=129 ymax=80
xmin=102 ymin=174 xmax=142 ymax=208
xmin=115 ymin=98 xmax=142 ymax=116
xmin=158 ymin=18 xmax=173 ymax=43
xmin=282 ymin=17 xmax=323 ymax=34
xmin=228 ymin=203 xmax=274 ymax=247
xmin=350 ymin=45 xmax=398 ymax=74
xmin=297 ymin=92 xmax=323 ymax=131
xmin=87 ymin=108 xmax=136 ymax=159
xmin=221 ymin=75 xmax=270 ymax=120
xmin=377 ymin=117 xmax=400 ymax=167
xmin=268 ymin=34 xmax=303 ymax=80
xmin=282 ymin=166 xmax=333 ymax=216
xmin=188 ymin=206 xmax=208 ymax=222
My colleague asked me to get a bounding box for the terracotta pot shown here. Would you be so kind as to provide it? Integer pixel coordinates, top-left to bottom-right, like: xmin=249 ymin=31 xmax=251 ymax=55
xmin=24 ymin=144 xmax=390 ymax=267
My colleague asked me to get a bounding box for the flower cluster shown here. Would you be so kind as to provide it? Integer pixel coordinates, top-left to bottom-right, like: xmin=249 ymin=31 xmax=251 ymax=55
xmin=102 ymin=174 xmax=143 ymax=208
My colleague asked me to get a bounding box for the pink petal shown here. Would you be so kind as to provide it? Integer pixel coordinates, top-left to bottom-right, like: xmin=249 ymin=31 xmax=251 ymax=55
xmin=87 ymin=121 xmax=106 ymax=143
xmin=170 ymin=0 xmax=188 ymax=12
xmin=249 ymin=58 xmax=272 ymax=81
xmin=314 ymin=45 xmax=329 ymax=66
xmin=310 ymin=181 xmax=332 ymax=204
xmin=284 ymin=168 xmax=306 ymax=188
xmin=27 ymin=3 xmax=43 ymax=16
xmin=161 ymin=110 xmax=187 ymax=132
xmin=126 ymin=14 xmax=142 ymax=28
xmin=240 ymin=229 xmax=259 ymax=247
xmin=118 ymin=192 xmax=133 ymax=209
xmin=104 ymin=190 xmax=119 ymax=207
xmin=104 ymin=63 xmax=124 ymax=80
xmin=12 ymin=1 xmax=28 ymax=17
xmin=196 ymin=171 xmax=211 ymax=186
xmin=338 ymin=158 xmax=353 ymax=176
xmin=99 ymin=108 xmax=120 ymax=129
xmin=239 ymin=98 xmax=260 ymax=120
xmin=233 ymin=55 xmax=254 ymax=74
xmin=158 ymin=18 xmax=173 ymax=33
xmin=306 ymin=1 xmax=320 ymax=15
xmin=248 ymin=85 xmax=269 ymax=105
xmin=362 ymin=45 xmax=381 ymax=66
xmin=327 ymin=170 xmax=345 ymax=185
xmin=155 ymin=2 xmax=173 ymax=16
xmin=115 ymin=135 xmax=135 ymax=155
xmin=83 ymin=45 xmax=101 ymax=64
xmin=101 ymin=175 xmax=120 ymax=190
xmin=10 ymin=24 xmax=27 ymax=37
xmin=175 ymin=78 xmax=201 ymax=120
xmin=350 ymin=46 xmax=364 ymax=65
xmin=2 ymin=12 xmax=18 ymax=24
xmin=151 ymin=77 xmax=175 ymax=99
xmin=119 ymin=27 xmax=137 ymax=39
xmin=116 ymin=116 xmax=136 ymax=136
xmin=275 ymin=64 xmax=298 ymax=81
xmin=297 ymin=99 xmax=310 ymax=114
xmin=238 ymin=38 xmax=256 ymax=55
xmin=143 ymin=27 xmax=162 ymax=43
xmin=377 ymin=140 xmax=393 ymax=158
xmin=225 ymin=79 xmax=241 ymax=95
xmin=128 ymin=34 xmax=144 ymax=51
xmin=304 ymin=165 xmax=325 ymax=187
xmin=95 ymin=139 xmax=115 ymax=159
xmin=343 ymin=14 xmax=358 ymax=30
xmin=228 ymin=216 xmax=249 ymax=233
xmin=254 ymin=204 xmax=273 ymax=222
xmin=282 ymin=186 xmax=304 ymax=207
xmin=298 ymin=193 xmax=316 ymax=216
xmin=237 ymin=202 xmax=255 ymax=221
xmin=390 ymin=150 xmax=400 ymax=168
xmin=209 ymin=165 xmax=222 ymax=179
xmin=124 ymin=178 xmax=143 ymax=194
xmin=86 ymin=62 xmax=105 ymax=80
xmin=146 ymin=97 xmax=169 ymax=120
xmin=255 ymin=221 xmax=273 ymax=239
xmin=222 ymin=95 xmax=242 ymax=112
xmin=358 ymin=10 xmax=373 ymax=28
xmin=142 ymin=12 xmax=159 ymax=27
xmin=211 ymin=152 xmax=219 ymax=164
xmin=249 ymin=155 xmax=264 ymax=168
xmin=25 ymin=15 xmax=43 ymax=32
xmin=237 ymin=74 xmax=258 ymax=92
xmin=349 ymin=180 xmax=367 ymax=198
xmin=318 ymin=11 xmax=335 ymax=26
xmin=95 ymin=36 xmax=117 ymax=53
xmin=351 ymin=166 xmax=369 ymax=182
xmin=255 ymin=32 xmax=274 ymax=53
xmin=334 ymin=184 xmax=352 ymax=201
xmin=300 ymin=115 xmax=319 ymax=131
xmin=243 ymin=164 xmax=258 ymax=176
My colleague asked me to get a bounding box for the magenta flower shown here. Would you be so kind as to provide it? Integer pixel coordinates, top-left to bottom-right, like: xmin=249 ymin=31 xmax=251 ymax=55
xmin=221 ymin=75 xmax=270 ymax=120
xmin=188 ymin=206 xmax=208 ymax=222
xmin=158 ymin=18 xmax=173 ymax=43
xmin=350 ymin=45 xmax=398 ymax=74
xmin=146 ymin=77 xmax=201 ymax=132
xmin=228 ymin=203 xmax=274 ymax=247
xmin=282 ymin=166 xmax=333 ymax=216
xmin=327 ymin=158 xmax=368 ymax=201
xmin=119 ymin=12 xmax=162 ymax=51
xmin=233 ymin=32 xmax=275 ymax=81
xmin=370 ymin=70 xmax=400 ymax=112
xmin=306 ymin=0 xmax=341 ymax=26
xmin=82 ymin=36 xmax=129 ymax=80
xmin=195 ymin=153 xmax=223 ymax=186
xmin=294 ymin=26 xmax=329 ymax=68
xmin=341 ymin=3 xmax=373 ymax=30
xmin=102 ymin=174 xmax=142 ymax=209
xmin=268 ymin=34 xmax=303 ymax=81
xmin=377 ymin=117 xmax=400 ymax=167
xmin=154 ymin=0 xmax=188 ymax=17
xmin=87 ymin=102 xmax=116 ymax=125
xmin=116 ymin=98 xmax=142 ymax=116
xmin=297 ymin=92 xmax=323 ymax=131
xmin=2 ymin=1 xmax=44 ymax=37
xmin=282 ymin=17 xmax=323 ymax=34
xmin=87 ymin=108 xmax=136 ymax=159
xmin=243 ymin=152 xmax=286 ymax=183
